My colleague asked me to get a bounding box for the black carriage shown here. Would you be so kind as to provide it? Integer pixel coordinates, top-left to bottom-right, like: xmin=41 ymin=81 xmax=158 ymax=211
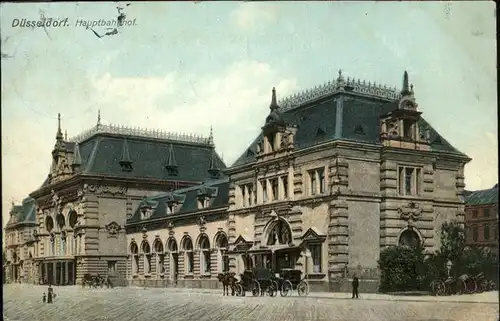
xmin=235 ymin=268 xmax=278 ymax=297
xmin=81 ymin=273 xmax=110 ymax=288
xmin=274 ymin=268 xmax=309 ymax=297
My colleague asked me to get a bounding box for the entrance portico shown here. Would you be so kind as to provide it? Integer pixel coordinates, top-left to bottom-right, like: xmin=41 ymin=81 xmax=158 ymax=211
xmin=38 ymin=258 xmax=76 ymax=285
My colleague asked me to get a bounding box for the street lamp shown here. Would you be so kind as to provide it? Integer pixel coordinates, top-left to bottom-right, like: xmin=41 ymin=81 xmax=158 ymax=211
xmin=304 ymin=248 xmax=311 ymax=280
xmin=446 ymin=260 xmax=453 ymax=278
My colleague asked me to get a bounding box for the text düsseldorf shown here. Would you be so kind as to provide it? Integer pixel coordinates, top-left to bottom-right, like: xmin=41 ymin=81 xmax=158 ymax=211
xmin=12 ymin=18 xmax=69 ymax=28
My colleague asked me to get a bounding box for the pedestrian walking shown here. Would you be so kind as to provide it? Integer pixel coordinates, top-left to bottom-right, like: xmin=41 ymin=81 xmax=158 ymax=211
xmin=47 ymin=285 xmax=53 ymax=303
xmin=42 ymin=292 xmax=46 ymax=303
xmin=351 ymin=274 xmax=359 ymax=299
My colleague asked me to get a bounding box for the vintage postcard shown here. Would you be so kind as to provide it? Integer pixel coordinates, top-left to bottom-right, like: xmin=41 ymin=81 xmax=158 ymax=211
xmin=1 ymin=1 xmax=498 ymax=321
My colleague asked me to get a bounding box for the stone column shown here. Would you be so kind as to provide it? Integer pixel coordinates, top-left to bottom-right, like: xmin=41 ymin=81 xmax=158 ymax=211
xmin=65 ymin=262 xmax=69 ymax=285
xmin=315 ymin=170 xmax=321 ymax=194
xmin=243 ymin=185 xmax=249 ymax=207
xmin=278 ymin=177 xmax=284 ymax=200
xmin=52 ymin=262 xmax=57 ymax=285
xmin=266 ymin=179 xmax=271 ymax=201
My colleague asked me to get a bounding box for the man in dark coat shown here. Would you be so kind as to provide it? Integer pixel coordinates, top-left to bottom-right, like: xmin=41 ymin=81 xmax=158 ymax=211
xmin=352 ymin=274 xmax=359 ymax=299
xmin=47 ymin=285 xmax=53 ymax=303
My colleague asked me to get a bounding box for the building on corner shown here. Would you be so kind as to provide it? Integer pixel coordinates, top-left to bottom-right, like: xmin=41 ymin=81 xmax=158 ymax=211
xmin=122 ymin=70 xmax=471 ymax=292
xmin=464 ymin=184 xmax=499 ymax=251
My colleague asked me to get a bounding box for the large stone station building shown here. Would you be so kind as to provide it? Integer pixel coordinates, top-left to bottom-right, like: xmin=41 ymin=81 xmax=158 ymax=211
xmin=6 ymin=70 xmax=470 ymax=292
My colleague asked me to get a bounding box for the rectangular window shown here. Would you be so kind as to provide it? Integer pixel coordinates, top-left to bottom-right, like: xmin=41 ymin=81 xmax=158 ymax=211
xmin=240 ymin=185 xmax=247 ymax=207
xmin=282 ymin=176 xmax=288 ymax=199
xmin=267 ymin=134 xmax=275 ymax=152
xmin=271 ymin=178 xmax=279 ymax=201
xmin=483 ymin=208 xmax=490 ymax=218
xmin=262 ymin=181 xmax=268 ymax=203
xmin=472 ymin=227 xmax=478 ymax=242
xmin=247 ymin=184 xmax=253 ymax=206
xmin=166 ymin=202 xmax=175 ymax=214
xmin=472 ymin=210 xmax=478 ymax=218
xmin=318 ymin=169 xmax=325 ymax=194
xmin=484 ymin=226 xmax=490 ymax=240
xmin=310 ymin=170 xmax=317 ymax=195
xmin=399 ymin=166 xmax=421 ymax=196
xmin=309 ymin=244 xmax=322 ymax=273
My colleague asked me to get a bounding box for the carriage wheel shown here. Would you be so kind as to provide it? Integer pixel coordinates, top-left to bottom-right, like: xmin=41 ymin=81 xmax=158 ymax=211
xmin=297 ymin=280 xmax=309 ymax=296
xmin=456 ymin=280 xmax=467 ymax=295
xmin=436 ymin=280 xmax=446 ymax=296
xmin=251 ymin=280 xmax=261 ymax=297
xmin=267 ymin=281 xmax=277 ymax=297
xmin=280 ymin=280 xmax=293 ymax=297
xmin=471 ymin=280 xmax=478 ymax=294
xmin=235 ymin=284 xmax=244 ymax=296
xmin=479 ymin=279 xmax=488 ymax=293
xmin=488 ymin=281 xmax=497 ymax=291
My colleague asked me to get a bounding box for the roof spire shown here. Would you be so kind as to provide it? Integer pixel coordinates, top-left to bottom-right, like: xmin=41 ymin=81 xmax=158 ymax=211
xmin=209 ymin=125 xmax=214 ymax=145
xmin=269 ymin=87 xmax=279 ymax=111
xmin=56 ymin=113 xmax=63 ymax=140
xmin=64 ymin=130 xmax=68 ymax=141
xmin=97 ymin=109 xmax=101 ymax=127
xmin=208 ymin=149 xmax=221 ymax=179
xmin=401 ymin=70 xmax=410 ymax=96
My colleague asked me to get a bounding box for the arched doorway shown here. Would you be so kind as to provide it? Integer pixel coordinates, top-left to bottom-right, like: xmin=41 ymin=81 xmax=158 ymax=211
xmin=130 ymin=241 xmax=139 ymax=275
xmin=153 ymin=239 xmax=165 ymax=276
xmin=141 ymin=241 xmax=151 ymax=275
xmin=167 ymin=238 xmax=178 ymax=281
xmin=398 ymin=229 xmax=421 ymax=248
xmin=214 ymin=232 xmax=229 ymax=272
xmin=197 ymin=234 xmax=211 ymax=275
xmin=181 ymin=237 xmax=194 ymax=274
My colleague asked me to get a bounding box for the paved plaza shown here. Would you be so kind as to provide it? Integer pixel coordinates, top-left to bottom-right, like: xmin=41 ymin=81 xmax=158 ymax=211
xmin=3 ymin=284 xmax=499 ymax=321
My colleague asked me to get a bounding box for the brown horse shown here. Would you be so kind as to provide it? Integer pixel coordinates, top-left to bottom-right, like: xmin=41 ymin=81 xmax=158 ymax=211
xmin=217 ymin=272 xmax=236 ymax=296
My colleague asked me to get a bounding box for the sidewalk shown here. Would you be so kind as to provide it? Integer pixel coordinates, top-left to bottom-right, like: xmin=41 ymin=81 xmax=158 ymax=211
xmin=134 ymin=286 xmax=499 ymax=304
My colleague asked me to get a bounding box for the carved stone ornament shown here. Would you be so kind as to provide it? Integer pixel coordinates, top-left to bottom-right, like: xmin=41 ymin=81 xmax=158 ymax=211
xmin=397 ymin=202 xmax=423 ymax=228
xmin=198 ymin=216 xmax=207 ymax=226
xmin=167 ymin=221 xmax=174 ymax=230
xmin=105 ymin=221 xmax=121 ymax=236
xmin=83 ymin=184 xmax=127 ymax=196
xmin=142 ymin=226 xmax=148 ymax=239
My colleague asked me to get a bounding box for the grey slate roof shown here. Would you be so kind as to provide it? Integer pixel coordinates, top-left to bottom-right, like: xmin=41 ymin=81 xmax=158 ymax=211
xmin=6 ymin=197 xmax=37 ymax=227
xmin=232 ymin=91 xmax=467 ymax=167
xmin=465 ymin=184 xmax=499 ymax=206
xmin=127 ymin=178 xmax=230 ymax=224
xmin=42 ymin=133 xmax=226 ymax=187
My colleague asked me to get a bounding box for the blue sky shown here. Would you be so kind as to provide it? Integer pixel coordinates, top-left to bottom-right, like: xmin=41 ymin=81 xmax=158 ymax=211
xmin=1 ymin=2 xmax=497 ymax=230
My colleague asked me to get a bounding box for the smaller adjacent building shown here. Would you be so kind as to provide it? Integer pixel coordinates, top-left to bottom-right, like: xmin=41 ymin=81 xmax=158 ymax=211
xmin=464 ymin=184 xmax=499 ymax=250
xmin=4 ymin=197 xmax=38 ymax=284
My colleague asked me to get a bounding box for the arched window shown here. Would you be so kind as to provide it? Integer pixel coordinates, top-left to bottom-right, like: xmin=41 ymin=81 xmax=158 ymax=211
xmin=483 ymin=225 xmax=490 ymax=240
xmin=182 ymin=237 xmax=194 ymax=274
xmin=141 ymin=241 xmax=151 ymax=274
xmin=215 ymin=233 xmax=229 ymax=272
xmin=45 ymin=217 xmax=54 ymax=233
xmin=472 ymin=226 xmax=479 ymax=242
xmin=153 ymin=239 xmax=165 ymax=276
xmin=266 ymin=219 xmax=292 ymax=246
xmin=56 ymin=213 xmax=65 ymax=230
xmin=130 ymin=242 xmax=139 ymax=275
xmin=198 ymin=235 xmax=211 ymax=274
xmin=68 ymin=211 xmax=78 ymax=229
xmin=398 ymin=229 xmax=421 ymax=248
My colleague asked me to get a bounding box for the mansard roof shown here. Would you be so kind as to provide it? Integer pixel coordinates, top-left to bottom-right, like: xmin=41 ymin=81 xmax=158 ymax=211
xmin=232 ymin=73 xmax=467 ymax=167
xmin=6 ymin=197 xmax=37 ymax=228
xmin=126 ymin=177 xmax=230 ymax=224
xmin=465 ymin=184 xmax=499 ymax=206
xmin=39 ymin=124 xmax=226 ymax=188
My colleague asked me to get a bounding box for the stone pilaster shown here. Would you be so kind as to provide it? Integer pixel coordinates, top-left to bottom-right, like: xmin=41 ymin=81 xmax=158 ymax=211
xmin=327 ymin=198 xmax=349 ymax=278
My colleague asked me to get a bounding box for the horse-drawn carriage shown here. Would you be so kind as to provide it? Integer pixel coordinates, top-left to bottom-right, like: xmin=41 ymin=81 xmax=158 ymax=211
xmin=81 ymin=273 xmax=112 ymax=289
xmin=231 ymin=267 xmax=309 ymax=297
xmin=430 ymin=273 xmax=497 ymax=296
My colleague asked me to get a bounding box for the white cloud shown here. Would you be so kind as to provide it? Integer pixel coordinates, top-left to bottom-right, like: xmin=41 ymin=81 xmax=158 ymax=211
xmin=1 ymin=60 xmax=298 ymax=232
xmin=230 ymin=3 xmax=278 ymax=30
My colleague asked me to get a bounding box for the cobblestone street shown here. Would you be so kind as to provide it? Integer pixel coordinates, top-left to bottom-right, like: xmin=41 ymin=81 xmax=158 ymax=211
xmin=3 ymin=285 xmax=498 ymax=321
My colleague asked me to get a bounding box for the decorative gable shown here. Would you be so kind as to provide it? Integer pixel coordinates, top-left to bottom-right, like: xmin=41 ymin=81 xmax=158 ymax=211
xmin=301 ymin=227 xmax=326 ymax=244
xmin=119 ymin=139 xmax=133 ymax=172
xmin=139 ymin=199 xmax=158 ymax=220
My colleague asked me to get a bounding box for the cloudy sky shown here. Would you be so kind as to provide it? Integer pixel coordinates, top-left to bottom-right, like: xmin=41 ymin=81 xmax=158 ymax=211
xmin=1 ymin=2 xmax=496 ymax=232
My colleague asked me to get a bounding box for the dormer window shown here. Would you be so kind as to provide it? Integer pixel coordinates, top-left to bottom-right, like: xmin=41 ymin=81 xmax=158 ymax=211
xmin=166 ymin=201 xmax=177 ymax=214
xmin=140 ymin=207 xmax=153 ymax=220
xmin=197 ymin=197 xmax=210 ymax=209
xmin=403 ymin=120 xmax=413 ymax=139
xmin=267 ymin=134 xmax=275 ymax=152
